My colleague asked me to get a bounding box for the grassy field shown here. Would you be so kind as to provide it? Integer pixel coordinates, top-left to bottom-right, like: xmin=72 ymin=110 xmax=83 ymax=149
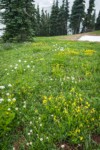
xmin=0 ymin=37 xmax=100 ymax=150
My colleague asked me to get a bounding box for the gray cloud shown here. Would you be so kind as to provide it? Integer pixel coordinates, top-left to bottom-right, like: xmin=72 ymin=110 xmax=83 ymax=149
xmin=35 ymin=0 xmax=100 ymax=15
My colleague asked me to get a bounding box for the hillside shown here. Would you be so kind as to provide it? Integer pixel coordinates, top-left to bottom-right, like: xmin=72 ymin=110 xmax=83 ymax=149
xmin=0 ymin=37 xmax=100 ymax=149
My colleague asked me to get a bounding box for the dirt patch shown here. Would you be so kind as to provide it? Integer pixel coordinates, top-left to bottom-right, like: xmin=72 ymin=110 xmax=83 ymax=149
xmin=57 ymin=142 xmax=83 ymax=150
xmin=58 ymin=32 xmax=100 ymax=41
xmin=92 ymin=135 xmax=100 ymax=144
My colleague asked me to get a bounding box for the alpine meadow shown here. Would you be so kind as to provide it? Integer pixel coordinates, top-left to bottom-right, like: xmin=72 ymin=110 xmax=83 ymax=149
xmin=0 ymin=0 xmax=100 ymax=150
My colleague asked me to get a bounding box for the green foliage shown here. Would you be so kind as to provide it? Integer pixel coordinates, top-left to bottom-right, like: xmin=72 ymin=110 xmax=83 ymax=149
xmin=0 ymin=37 xmax=100 ymax=149
xmin=0 ymin=86 xmax=16 ymax=138
xmin=70 ymin=0 xmax=85 ymax=34
xmin=95 ymin=11 xmax=100 ymax=30
xmin=0 ymin=0 xmax=36 ymax=42
xmin=82 ymin=0 xmax=95 ymax=32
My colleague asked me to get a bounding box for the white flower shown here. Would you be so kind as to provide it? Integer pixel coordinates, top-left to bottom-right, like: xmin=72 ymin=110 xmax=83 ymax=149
xmin=0 ymin=98 xmax=4 ymax=103
xmin=26 ymin=143 xmax=29 ymax=146
xmin=12 ymin=98 xmax=16 ymax=101
xmin=18 ymin=60 xmax=21 ymax=62
xmin=31 ymin=61 xmax=33 ymax=63
xmin=15 ymin=107 xmax=18 ymax=111
xmin=27 ymin=65 xmax=30 ymax=68
xmin=0 ymin=86 xmax=5 ymax=89
xmin=14 ymin=67 xmax=17 ymax=69
xmin=30 ymin=121 xmax=32 ymax=125
xmin=6 ymin=93 xmax=10 ymax=96
xmin=15 ymin=64 xmax=18 ymax=66
xmin=23 ymin=105 xmax=26 ymax=108
xmin=12 ymin=70 xmax=14 ymax=72
xmin=5 ymin=69 xmax=7 ymax=71
xmin=8 ymin=84 xmax=12 ymax=87
xmin=61 ymin=144 xmax=65 ymax=148
xmin=13 ymin=147 xmax=15 ymax=150
xmin=30 ymin=142 xmax=32 ymax=145
xmin=8 ymin=99 xmax=11 ymax=102
xmin=28 ymin=132 xmax=31 ymax=136
xmin=71 ymin=76 xmax=75 ymax=80
xmin=40 ymin=124 xmax=42 ymax=127
xmin=46 ymin=137 xmax=49 ymax=140
xmin=10 ymin=65 xmax=13 ymax=67
xmin=7 ymin=73 xmax=9 ymax=75
xmin=8 ymin=108 xmax=11 ymax=111
xmin=30 ymin=129 xmax=33 ymax=133
xmin=40 ymin=138 xmax=43 ymax=141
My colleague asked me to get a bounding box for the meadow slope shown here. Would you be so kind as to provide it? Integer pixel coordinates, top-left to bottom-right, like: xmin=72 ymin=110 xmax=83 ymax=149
xmin=0 ymin=37 xmax=100 ymax=149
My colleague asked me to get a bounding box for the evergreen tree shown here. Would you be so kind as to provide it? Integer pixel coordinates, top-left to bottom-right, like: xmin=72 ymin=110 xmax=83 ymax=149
xmin=82 ymin=0 xmax=95 ymax=32
xmin=50 ymin=0 xmax=59 ymax=36
xmin=35 ymin=5 xmax=41 ymax=36
xmin=0 ymin=0 xmax=36 ymax=42
xmin=70 ymin=0 xmax=85 ymax=34
xmin=95 ymin=11 xmax=100 ymax=30
xmin=40 ymin=9 xmax=50 ymax=36
xmin=65 ymin=0 xmax=69 ymax=34
xmin=57 ymin=0 xmax=69 ymax=35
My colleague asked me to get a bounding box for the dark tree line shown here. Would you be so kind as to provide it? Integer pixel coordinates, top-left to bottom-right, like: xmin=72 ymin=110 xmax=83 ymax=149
xmin=0 ymin=0 xmax=100 ymax=42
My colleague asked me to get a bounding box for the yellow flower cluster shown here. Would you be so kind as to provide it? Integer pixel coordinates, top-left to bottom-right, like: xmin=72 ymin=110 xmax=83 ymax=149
xmin=84 ymin=50 xmax=96 ymax=55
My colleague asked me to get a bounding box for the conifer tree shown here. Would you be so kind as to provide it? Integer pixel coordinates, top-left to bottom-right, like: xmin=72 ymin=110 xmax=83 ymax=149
xmin=95 ymin=11 xmax=100 ymax=30
xmin=57 ymin=0 xmax=69 ymax=35
xmin=82 ymin=0 xmax=95 ymax=32
xmin=0 ymin=0 xmax=36 ymax=42
xmin=40 ymin=9 xmax=50 ymax=36
xmin=70 ymin=0 xmax=85 ymax=34
xmin=50 ymin=0 xmax=59 ymax=36
xmin=35 ymin=5 xmax=41 ymax=36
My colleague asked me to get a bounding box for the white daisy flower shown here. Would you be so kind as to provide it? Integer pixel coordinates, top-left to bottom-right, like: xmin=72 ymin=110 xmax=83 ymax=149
xmin=0 ymin=86 xmax=5 ymax=89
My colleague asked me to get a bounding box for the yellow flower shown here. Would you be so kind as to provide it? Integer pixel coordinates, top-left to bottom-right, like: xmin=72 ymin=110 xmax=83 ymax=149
xmin=80 ymin=136 xmax=83 ymax=141
xmin=43 ymin=99 xmax=47 ymax=104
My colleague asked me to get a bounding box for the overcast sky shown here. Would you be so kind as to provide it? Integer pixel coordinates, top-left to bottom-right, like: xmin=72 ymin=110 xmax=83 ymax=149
xmin=35 ymin=0 xmax=100 ymax=15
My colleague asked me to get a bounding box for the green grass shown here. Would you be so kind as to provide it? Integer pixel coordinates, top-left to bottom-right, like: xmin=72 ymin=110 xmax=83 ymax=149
xmin=88 ymin=30 xmax=100 ymax=35
xmin=0 ymin=37 xmax=100 ymax=150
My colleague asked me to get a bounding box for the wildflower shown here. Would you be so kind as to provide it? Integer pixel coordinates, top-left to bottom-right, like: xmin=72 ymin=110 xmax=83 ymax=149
xmin=30 ymin=121 xmax=32 ymax=125
xmin=6 ymin=93 xmax=10 ymax=96
xmin=10 ymin=65 xmax=13 ymax=67
xmin=23 ymin=105 xmax=26 ymax=108
xmin=13 ymin=147 xmax=15 ymax=150
xmin=14 ymin=67 xmax=17 ymax=69
xmin=5 ymin=69 xmax=7 ymax=71
xmin=61 ymin=144 xmax=65 ymax=148
xmin=7 ymin=73 xmax=9 ymax=75
xmin=0 ymin=98 xmax=4 ymax=103
xmin=24 ymin=60 xmax=27 ymax=63
xmin=8 ymin=108 xmax=11 ymax=111
xmin=80 ymin=136 xmax=83 ymax=141
xmin=40 ymin=124 xmax=42 ymax=127
xmin=40 ymin=138 xmax=43 ymax=141
xmin=18 ymin=60 xmax=21 ymax=62
xmin=30 ymin=142 xmax=32 ymax=145
xmin=46 ymin=137 xmax=49 ymax=140
xmin=27 ymin=65 xmax=30 ymax=68
xmin=12 ymin=98 xmax=16 ymax=102
xmin=26 ymin=143 xmax=30 ymax=146
xmin=8 ymin=99 xmax=11 ymax=102
xmin=8 ymin=84 xmax=12 ymax=87
xmin=0 ymin=86 xmax=5 ymax=89
xmin=28 ymin=133 xmax=31 ymax=136
xmin=15 ymin=64 xmax=18 ymax=66
xmin=30 ymin=129 xmax=33 ymax=133
xmin=15 ymin=107 xmax=18 ymax=111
